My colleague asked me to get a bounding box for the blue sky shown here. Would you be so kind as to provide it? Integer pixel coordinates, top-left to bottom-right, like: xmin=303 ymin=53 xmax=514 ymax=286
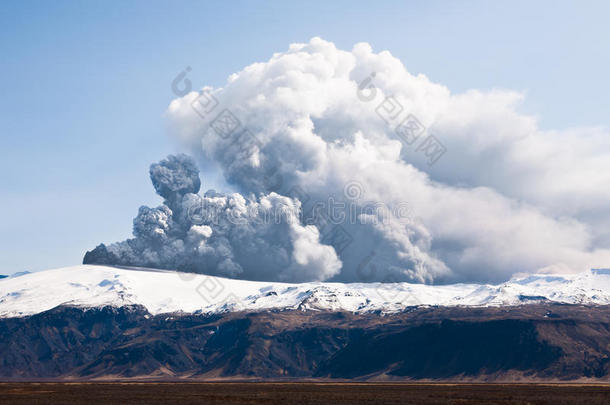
xmin=1 ymin=0 xmax=609 ymax=274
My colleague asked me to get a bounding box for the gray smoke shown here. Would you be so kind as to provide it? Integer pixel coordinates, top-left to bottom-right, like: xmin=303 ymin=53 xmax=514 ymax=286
xmin=163 ymin=38 xmax=610 ymax=284
xmin=84 ymin=154 xmax=341 ymax=282
xmin=150 ymin=154 xmax=201 ymax=202
xmin=88 ymin=38 xmax=610 ymax=284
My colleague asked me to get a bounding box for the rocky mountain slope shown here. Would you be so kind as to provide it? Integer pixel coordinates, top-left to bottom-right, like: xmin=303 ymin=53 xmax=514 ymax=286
xmin=1 ymin=266 xmax=609 ymax=381
xmin=0 ymin=304 xmax=609 ymax=380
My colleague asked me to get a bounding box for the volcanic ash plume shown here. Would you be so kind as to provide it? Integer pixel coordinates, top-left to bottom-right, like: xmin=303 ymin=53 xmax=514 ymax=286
xmin=88 ymin=38 xmax=610 ymax=284
xmin=84 ymin=154 xmax=341 ymax=282
xmin=163 ymin=38 xmax=610 ymax=283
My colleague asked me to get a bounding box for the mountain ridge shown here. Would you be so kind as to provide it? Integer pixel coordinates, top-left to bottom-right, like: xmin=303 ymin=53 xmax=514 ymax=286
xmin=1 ymin=304 xmax=609 ymax=381
xmin=1 ymin=265 xmax=610 ymax=318
xmin=2 ymin=265 xmax=609 ymax=381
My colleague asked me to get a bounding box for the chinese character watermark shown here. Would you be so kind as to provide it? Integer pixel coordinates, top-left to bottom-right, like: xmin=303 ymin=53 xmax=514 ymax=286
xmin=357 ymin=72 xmax=447 ymax=166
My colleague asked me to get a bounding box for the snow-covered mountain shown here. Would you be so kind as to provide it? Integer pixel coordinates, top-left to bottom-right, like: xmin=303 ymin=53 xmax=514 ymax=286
xmin=1 ymin=265 xmax=610 ymax=318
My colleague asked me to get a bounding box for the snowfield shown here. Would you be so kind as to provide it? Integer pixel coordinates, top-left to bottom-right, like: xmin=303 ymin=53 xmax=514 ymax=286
xmin=1 ymin=265 xmax=610 ymax=318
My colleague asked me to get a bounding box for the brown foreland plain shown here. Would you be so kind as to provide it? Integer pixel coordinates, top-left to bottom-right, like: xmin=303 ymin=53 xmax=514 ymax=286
xmin=0 ymin=382 xmax=609 ymax=405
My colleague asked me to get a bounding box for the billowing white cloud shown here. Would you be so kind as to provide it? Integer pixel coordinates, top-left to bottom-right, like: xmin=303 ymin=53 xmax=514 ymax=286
xmin=160 ymin=37 xmax=610 ymax=284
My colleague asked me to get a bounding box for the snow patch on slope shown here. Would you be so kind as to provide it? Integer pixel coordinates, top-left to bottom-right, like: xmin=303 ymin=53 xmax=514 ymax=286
xmin=0 ymin=265 xmax=609 ymax=318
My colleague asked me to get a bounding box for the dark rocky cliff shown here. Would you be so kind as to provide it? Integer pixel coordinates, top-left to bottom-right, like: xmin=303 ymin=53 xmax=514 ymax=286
xmin=0 ymin=305 xmax=609 ymax=381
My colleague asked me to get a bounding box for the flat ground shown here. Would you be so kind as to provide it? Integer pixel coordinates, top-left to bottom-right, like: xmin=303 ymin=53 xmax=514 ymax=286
xmin=0 ymin=382 xmax=609 ymax=404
